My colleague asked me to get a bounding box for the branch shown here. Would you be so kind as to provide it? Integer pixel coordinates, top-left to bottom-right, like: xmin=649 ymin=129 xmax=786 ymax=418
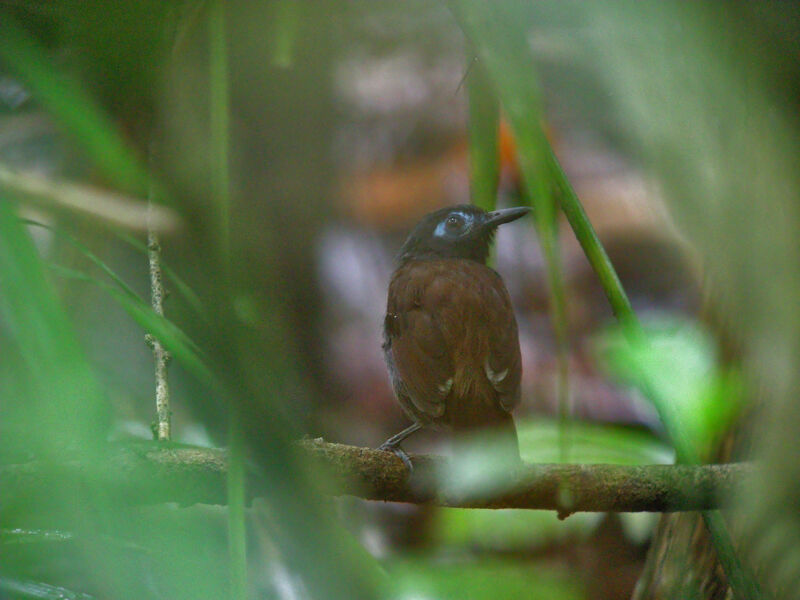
xmin=0 ymin=440 xmax=750 ymax=516
xmin=299 ymin=439 xmax=748 ymax=517
xmin=1 ymin=443 xmax=230 ymax=513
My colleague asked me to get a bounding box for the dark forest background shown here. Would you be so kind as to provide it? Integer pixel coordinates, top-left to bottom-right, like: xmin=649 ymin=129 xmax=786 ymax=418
xmin=1 ymin=2 xmax=799 ymax=599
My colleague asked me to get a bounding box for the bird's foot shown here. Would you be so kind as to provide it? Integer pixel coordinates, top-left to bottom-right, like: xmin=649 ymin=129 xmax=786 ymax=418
xmin=377 ymin=442 xmax=414 ymax=472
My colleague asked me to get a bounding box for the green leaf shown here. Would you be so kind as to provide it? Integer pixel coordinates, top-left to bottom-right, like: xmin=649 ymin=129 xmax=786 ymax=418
xmin=0 ymin=199 xmax=108 ymax=458
xmin=466 ymin=56 xmax=500 ymax=212
xmin=389 ymin=557 xmax=585 ymax=600
xmin=448 ymin=1 xmax=636 ymax=328
xmin=518 ymin=418 xmax=673 ymax=466
xmin=594 ymin=316 xmax=742 ymax=462
xmin=0 ymin=16 xmax=150 ymax=195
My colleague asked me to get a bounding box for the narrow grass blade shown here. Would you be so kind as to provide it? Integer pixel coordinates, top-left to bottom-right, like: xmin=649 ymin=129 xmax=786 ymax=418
xmin=50 ymin=264 xmax=216 ymax=392
xmin=449 ymin=2 xmax=637 ymax=330
xmin=207 ymin=2 xmax=246 ymax=597
xmin=447 ymin=4 xmax=761 ymax=596
xmin=0 ymin=199 xmax=107 ymax=455
xmin=23 ymin=220 xmax=141 ymax=302
xmin=23 ymin=219 xmax=206 ymax=323
xmin=268 ymin=0 xmax=301 ymax=69
xmin=0 ymin=17 xmax=150 ymax=195
xmin=546 ymin=149 xmax=637 ymax=327
xmin=466 ymin=55 xmax=500 ymax=212
xmin=209 ymin=0 xmax=232 ymax=269
xmin=451 ymin=1 xmax=572 ymax=461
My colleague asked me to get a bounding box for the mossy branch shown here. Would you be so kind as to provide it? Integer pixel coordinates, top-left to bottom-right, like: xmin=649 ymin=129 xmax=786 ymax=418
xmin=1 ymin=440 xmax=750 ymax=517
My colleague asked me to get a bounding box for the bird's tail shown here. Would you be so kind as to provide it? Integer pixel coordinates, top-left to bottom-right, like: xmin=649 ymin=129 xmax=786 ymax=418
xmin=454 ymin=411 xmax=522 ymax=468
xmin=487 ymin=412 xmax=522 ymax=466
xmin=443 ymin=414 xmax=521 ymax=501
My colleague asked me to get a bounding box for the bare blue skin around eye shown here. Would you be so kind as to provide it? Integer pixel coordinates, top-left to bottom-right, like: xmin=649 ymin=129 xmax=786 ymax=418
xmin=433 ymin=211 xmax=474 ymax=239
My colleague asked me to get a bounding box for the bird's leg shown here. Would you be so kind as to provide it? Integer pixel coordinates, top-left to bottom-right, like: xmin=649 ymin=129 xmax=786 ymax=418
xmin=378 ymin=422 xmax=422 ymax=471
xmin=379 ymin=422 xmax=422 ymax=448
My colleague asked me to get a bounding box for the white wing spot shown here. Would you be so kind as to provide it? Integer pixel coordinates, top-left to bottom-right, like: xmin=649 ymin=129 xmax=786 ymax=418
xmin=484 ymin=358 xmax=508 ymax=385
xmin=438 ymin=378 xmax=453 ymax=395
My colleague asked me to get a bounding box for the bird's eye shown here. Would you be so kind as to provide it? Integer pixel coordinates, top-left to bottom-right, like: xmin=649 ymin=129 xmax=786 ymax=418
xmin=445 ymin=214 xmax=465 ymax=232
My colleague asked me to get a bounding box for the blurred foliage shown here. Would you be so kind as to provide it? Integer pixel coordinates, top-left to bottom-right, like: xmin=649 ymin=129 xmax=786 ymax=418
xmin=0 ymin=13 xmax=152 ymax=195
xmin=594 ymin=317 xmax=742 ymax=462
xmin=454 ymin=0 xmax=577 ymax=467
xmin=388 ymin=558 xmax=585 ymax=600
xmin=465 ymin=56 xmax=499 ymax=213
xmin=1 ymin=2 xmax=384 ymax=598
xmin=0 ymin=196 xmax=107 ymax=461
xmin=555 ymin=3 xmax=800 ymax=597
xmin=518 ymin=419 xmax=673 ymax=466
xmin=437 ymin=419 xmax=669 ymax=552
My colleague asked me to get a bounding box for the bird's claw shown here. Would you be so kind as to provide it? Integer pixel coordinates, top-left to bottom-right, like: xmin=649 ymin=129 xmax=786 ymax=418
xmin=378 ymin=443 xmax=414 ymax=472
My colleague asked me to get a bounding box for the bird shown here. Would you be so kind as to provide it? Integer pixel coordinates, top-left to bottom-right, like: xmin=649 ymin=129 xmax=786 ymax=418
xmin=379 ymin=204 xmax=530 ymax=470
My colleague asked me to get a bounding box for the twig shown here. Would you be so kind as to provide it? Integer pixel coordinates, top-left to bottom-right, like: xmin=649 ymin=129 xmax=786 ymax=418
xmin=146 ymin=188 xmax=171 ymax=441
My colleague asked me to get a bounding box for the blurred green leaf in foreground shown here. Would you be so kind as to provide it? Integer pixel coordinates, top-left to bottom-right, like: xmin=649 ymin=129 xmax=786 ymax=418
xmin=593 ymin=316 xmax=743 ymax=462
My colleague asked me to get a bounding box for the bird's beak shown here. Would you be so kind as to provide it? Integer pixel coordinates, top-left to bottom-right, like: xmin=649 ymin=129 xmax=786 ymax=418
xmin=484 ymin=206 xmax=531 ymax=228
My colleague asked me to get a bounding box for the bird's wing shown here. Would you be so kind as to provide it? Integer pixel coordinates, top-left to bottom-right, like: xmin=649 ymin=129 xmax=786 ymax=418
xmin=385 ymin=264 xmax=455 ymax=419
xmin=483 ymin=277 xmax=522 ymax=412
xmin=386 ymin=307 xmax=453 ymax=418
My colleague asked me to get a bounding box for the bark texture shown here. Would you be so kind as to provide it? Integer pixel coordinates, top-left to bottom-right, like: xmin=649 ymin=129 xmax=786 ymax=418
xmin=0 ymin=439 xmax=750 ymax=515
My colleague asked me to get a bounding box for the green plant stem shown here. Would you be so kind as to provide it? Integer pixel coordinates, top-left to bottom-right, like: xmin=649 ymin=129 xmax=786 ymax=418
xmin=522 ymin=190 xmax=572 ymax=464
xmin=546 ymin=149 xmax=638 ymax=330
xmin=448 ymin=2 xmax=763 ymax=596
xmin=148 ymin=212 xmax=171 ymax=441
xmin=208 ymin=2 xmax=245 ymax=596
xmin=209 ymin=0 xmax=232 ymax=268
xmin=227 ymin=409 xmax=248 ymax=600
xmin=550 ymin=251 xmax=571 ymax=464
xmin=528 ymin=188 xmax=572 ymax=465
xmin=112 ymin=227 xmax=206 ymax=319
xmin=269 ymin=0 xmax=301 ymax=68
xmin=456 ymin=4 xmax=572 ymax=464
xmin=701 ymin=510 xmax=763 ymax=599
xmin=466 ymin=55 xmax=500 ymax=213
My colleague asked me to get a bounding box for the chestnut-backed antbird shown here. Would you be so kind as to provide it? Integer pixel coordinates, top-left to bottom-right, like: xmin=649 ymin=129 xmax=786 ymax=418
xmin=380 ymin=204 xmax=530 ymax=469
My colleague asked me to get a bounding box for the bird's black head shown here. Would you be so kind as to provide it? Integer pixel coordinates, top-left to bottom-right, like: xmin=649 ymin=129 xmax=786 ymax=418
xmin=398 ymin=204 xmax=530 ymax=264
